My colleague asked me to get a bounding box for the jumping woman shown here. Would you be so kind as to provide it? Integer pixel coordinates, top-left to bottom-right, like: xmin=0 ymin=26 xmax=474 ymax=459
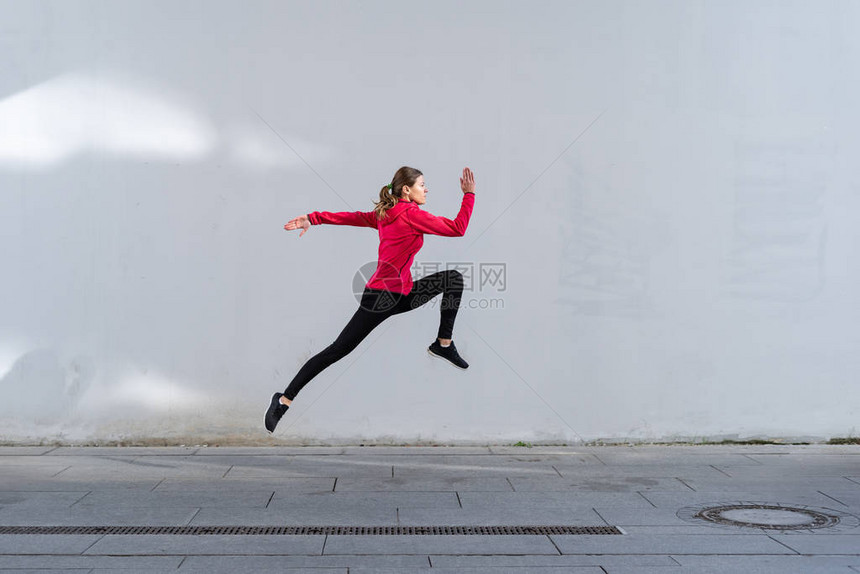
xmin=265 ymin=166 xmax=477 ymax=433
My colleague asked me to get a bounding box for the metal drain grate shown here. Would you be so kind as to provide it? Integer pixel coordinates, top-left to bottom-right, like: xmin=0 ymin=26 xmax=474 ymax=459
xmin=0 ymin=525 xmax=622 ymax=536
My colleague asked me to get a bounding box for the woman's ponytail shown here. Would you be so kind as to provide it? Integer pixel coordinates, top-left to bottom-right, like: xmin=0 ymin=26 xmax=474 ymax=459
xmin=373 ymin=166 xmax=423 ymax=220
xmin=373 ymin=184 xmax=398 ymax=220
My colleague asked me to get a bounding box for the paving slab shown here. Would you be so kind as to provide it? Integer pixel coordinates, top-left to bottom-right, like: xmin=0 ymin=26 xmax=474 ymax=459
xmin=457 ymin=491 xmax=653 ymax=509
xmin=0 ymin=491 xmax=90 ymax=509
xmin=0 ymin=479 xmax=163 ymax=492
xmin=385 ymin=454 xmax=600 ymax=466
xmin=53 ymin=457 xmax=231 ymax=480
xmin=507 ymin=475 xmax=694 ymax=492
xmin=155 ymin=477 xmax=335 ymax=493
xmin=713 ymin=465 xmax=860 ymax=479
xmin=0 ymin=447 xmax=60 ymax=456
xmin=487 ymin=447 xmax=601 ymax=458
xmin=96 ymin=568 xmax=346 ymax=574
xmin=171 ymin=569 xmax=346 ymax=574
xmin=0 ymin=534 xmax=102 ymax=554
xmin=350 ymin=568 xmax=605 ymax=574
xmin=75 ymin=489 xmax=275 ymax=509
xmin=817 ymin=489 xmax=860 ymax=508
xmin=396 ymin=506 xmax=604 ymax=526
xmin=0 ymin=463 xmax=78 ymax=479
xmin=269 ymin=491 xmax=460 ymax=509
xmin=591 ymin=506 xmax=732 ymax=527
xmin=341 ymin=446 xmax=492 ymax=456
xmin=333 ymin=476 xmax=514 ymax=492
xmin=609 ymin=445 xmax=858 ymax=456
xmin=322 ymin=534 xmax=560 ymax=555
xmin=84 ymin=534 xmax=325 ymax=555
xmin=0 ymin=555 xmax=183 ymax=569
xmin=0 ymin=455 xmax=147 ymax=466
xmin=181 ymin=554 xmax=432 ymax=570
xmin=638 ymin=489 xmax=850 ymax=509
xmin=0 ymin=505 xmax=200 ymax=526
xmin=549 ymin=533 xmax=794 ymax=554
xmin=391 ymin=464 xmax=561 ymax=478
xmin=550 ymin=464 xmax=735 ymax=480
xmin=46 ymin=447 xmax=200 ymax=456
xmin=617 ymin=525 xmax=770 ymax=535
xmin=221 ymin=457 xmax=392 ymax=479
xmin=189 ymin=504 xmax=397 ymax=526
xmin=672 ymin=554 xmax=860 ymax=571
xmin=585 ymin=452 xmax=765 ymax=467
xmin=745 ymin=453 xmax=860 ymax=466
xmin=770 ymin=534 xmax=860 ymax=554
xmin=429 ymin=554 xmax=678 ymax=568
xmin=679 ymin=476 xmax=859 ymax=492
xmin=192 ymin=447 xmax=347 ymax=456
xmin=602 ymin=565 xmax=857 ymax=574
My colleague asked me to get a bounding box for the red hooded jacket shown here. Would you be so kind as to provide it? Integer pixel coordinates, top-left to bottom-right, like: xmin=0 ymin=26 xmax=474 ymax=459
xmin=307 ymin=192 xmax=475 ymax=295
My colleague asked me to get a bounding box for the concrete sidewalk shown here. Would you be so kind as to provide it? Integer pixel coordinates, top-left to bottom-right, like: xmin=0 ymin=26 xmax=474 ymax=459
xmin=0 ymin=444 xmax=858 ymax=573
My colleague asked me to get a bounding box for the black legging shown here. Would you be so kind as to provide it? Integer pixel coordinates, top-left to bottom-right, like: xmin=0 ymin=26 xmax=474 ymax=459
xmin=283 ymin=269 xmax=464 ymax=401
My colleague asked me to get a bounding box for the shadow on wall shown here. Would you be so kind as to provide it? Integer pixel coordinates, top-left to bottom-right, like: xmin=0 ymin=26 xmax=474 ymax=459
xmin=0 ymin=349 xmax=94 ymax=422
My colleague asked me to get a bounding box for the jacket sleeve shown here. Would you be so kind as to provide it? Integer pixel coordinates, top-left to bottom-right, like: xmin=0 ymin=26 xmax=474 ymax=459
xmin=404 ymin=192 xmax=475 ymax=237
xmin=307 ymin=210 xmax=378 ymax=229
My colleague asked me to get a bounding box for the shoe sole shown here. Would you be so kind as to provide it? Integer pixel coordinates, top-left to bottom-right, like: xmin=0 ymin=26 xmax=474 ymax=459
xmin=427 ymin=347 xmax=469 ymax=370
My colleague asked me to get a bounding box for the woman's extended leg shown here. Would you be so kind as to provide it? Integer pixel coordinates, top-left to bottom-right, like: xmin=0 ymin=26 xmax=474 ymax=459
xmin=282 ymin=301 xmax=390 ymax=402
xmin=266 ymin=289 xmax=399 ymax=432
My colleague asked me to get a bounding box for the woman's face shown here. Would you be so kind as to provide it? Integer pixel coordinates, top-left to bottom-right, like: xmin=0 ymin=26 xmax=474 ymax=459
xmin=403 ymin=175 xmax=428 ymax=205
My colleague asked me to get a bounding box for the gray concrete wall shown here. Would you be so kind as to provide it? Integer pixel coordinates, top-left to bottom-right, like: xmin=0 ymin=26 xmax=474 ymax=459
xmin=1 ymin=0 xmax=858 ymax=444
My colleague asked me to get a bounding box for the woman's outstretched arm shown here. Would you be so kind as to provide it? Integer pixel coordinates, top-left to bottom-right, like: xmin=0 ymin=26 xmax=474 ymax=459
xmin=284 ymin=210 xmax=378 ymax=237
xmin=404 ymin=167 xmax=476 ymax=237
xmin=406 ymin=193 xmax=474 ymax=237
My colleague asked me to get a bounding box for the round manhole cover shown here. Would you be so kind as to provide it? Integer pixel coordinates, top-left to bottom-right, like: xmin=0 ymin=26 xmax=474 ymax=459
xmin=678 ymin=502 xmax=860 ymax=532
xmin=697 ymin=505 xmax=838 ymax=530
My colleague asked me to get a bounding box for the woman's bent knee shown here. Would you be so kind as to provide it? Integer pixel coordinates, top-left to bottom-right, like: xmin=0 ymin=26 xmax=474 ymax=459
xmin=445 ymin=269 xmax=464 ymax=289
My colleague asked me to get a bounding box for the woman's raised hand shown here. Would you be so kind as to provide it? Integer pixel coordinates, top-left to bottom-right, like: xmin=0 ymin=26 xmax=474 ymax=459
xmin=460 ymin=167 xmax=476 ymax=194
xmin=284 ymin=214 xmax=311 ymax=237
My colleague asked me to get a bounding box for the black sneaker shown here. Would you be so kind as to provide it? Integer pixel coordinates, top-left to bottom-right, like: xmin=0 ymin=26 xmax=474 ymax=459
xmin=265 ymin=392 xmax=289 ymax=433
xmin=428 ymin=340 xmax=469 ymax=370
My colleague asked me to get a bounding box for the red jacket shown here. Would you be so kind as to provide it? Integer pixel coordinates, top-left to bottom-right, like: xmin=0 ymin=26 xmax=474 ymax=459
xmin=307 ymin=192 xmax=475 ymax=294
